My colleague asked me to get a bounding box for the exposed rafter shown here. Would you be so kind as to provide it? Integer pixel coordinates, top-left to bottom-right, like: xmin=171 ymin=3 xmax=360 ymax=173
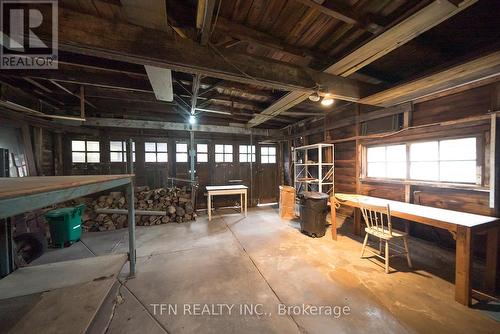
xmin=247 ymin=0 xmax=477 ymax=127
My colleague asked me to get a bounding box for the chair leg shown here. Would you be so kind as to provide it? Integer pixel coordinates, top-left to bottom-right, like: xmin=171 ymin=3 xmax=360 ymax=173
xmin=385 ymin=240 xmax=390 ymax=274
xmin=403 ymin=236 xmax=412 ymax=268
xmin=360 ymin=233 xmax=369 ymax=258
xmin=379 ymin=238 xmax=383 ymax=255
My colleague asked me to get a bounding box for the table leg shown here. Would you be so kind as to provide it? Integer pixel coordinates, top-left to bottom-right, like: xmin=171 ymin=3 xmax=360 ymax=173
xmin=240 ymin=193 xmax=243 ymax=214
xmin=127 ymin=182 xmax=136 ymax=278
xmin=353 ymin=208 xmax=362 ymax=236
xmin=330 ymin=197 xmax=337 ymax=241
xmin=455 ymin=226 xmax=473 ymax=306
xmin=208 ymin=193 xmax=211 ymax=222
xmin=244 ymin=190 xmax=247 ymax=217
xmin=485 ymin=227 xmax=499 ymax=293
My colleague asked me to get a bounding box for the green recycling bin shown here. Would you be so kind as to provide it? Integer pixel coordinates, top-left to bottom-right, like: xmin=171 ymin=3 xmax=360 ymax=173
xmin=45 ymin=204 xmax=85 ymax=248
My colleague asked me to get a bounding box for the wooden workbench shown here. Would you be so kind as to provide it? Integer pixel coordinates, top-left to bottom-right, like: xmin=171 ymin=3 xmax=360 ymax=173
xmin=206 ymin=185 xmax=248 ymax=221
xmin=333 ymin=193 xmax=500 ymax=306
xmin=0 ymin=175 xmax=137 ymax=276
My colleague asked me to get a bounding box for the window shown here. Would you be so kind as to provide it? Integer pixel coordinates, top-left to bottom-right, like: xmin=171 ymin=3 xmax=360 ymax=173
xmin=410 ymin=138 xmax=476 ymax=183
xmin=261 ymin=146 xmax=276 ymax=164
xmin=366 ymin=145 xmax=406 ymax=179
xmin=197 ymin=144 xmax=208 ymax=163
xmin=145 ymin=142 xmax=168 ymax=162
xmin=215 ymin=144 xmax=232 ymax=162
xmin=239 ymin=145 xmax=255 ymax=162
xmin=110 ymin=141 xmax=135 ymax=162
xmin=176 ymin=143 xmax=188 ymax=162
xmin=71 ymin=140 xmax=100 ymax=163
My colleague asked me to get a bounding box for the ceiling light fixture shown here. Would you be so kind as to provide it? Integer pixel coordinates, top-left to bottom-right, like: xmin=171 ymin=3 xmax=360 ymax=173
xmin=189 ymin=114 xmax=196 ymax=125
xmin=308 ymin=91 xmax=320 ymax=102
xmin=321 ymin=97 xmax=334 ymax=106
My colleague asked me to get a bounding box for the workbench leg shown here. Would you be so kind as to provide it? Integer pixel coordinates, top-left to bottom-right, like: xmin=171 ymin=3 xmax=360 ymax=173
xmin=485 ymin=227 xmax=499 ymax=293
xmin=353 ymin=208 xmax=362 ymax=236
xmin=330 ymin=197 xmax=337 ymax=241
xmin=127 ymin=182 xmax=136 ymax=278
xmin=455 ymin=226 xmax=472 ymax=306
xmin=208 ymin=194 xmax=211 ymax=221
xmin=244 ymin=191 xmax=247 ymax=218
xmin=240 ymin=193 xmax=243 ymax=214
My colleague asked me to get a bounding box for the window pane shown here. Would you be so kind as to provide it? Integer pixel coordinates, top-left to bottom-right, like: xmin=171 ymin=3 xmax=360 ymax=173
xmin=386 ymin=145 xmax=406 ymax=162
xmin=440 ymin=138 xmax=476 ymax=161
xmin=239 ymin=145 xmax=247 ymax=154
xmin=251 ymin=154 xmax=256 ymax=162
xmin=176 ymin=143 xmax=187 ymax=152
xmin=87 ymin=152 xmax=100 ymax=163
xmin=197 ymin=153 xmax=208 ymax=162
xmin=268 ymin=147 xmax=276 ymax=155
xmin=71 ymin=140 xmax=85 ymax=151
xmin=367 ymin=147 xmax=385 ymax=162
xmin=215 ymin=153 xmax=224 ymax=162
xmin=110 ymin=152 xmax=123 ymax=162
xmin=239 ymin=154 xmax=247 ymax=162
xmin=145 ymin=152 xmax=156 ymax=162
xmin=197 ymin=144 xmax=207 ymax=153
xmin=367 ymin=162 xmax=385 ymax=178
xmin=440 ymin=161 xmax=476 ymax=183
xmin=261 ymin=147 xmax=268 ymax=155
xmin=268 ymin=155 xmax=276 ymax=163
xmin=251 ymin=146 xmax=255 ymax=153
xmin=72 ymin=152 xmax=85 ymax=163
xmin=157 ymin=153 xmax=168 ymax=162
xmin=157 ymin=143 xmax=167 ymax=152
xmin=132 ymin=142 xmax=135 ymax=151
xmin=262 ymin=156 xmax=269 ymax=164
xmin=410 ymin=162 xmax=439 ymax=181
xmin=176 ymin=153 xmax=188 ymax=162
xmin=145 ymin=142 xmax=156 ymax=152
xmin=224 ymin=153 xmax=233 ymax=162
xmin=410 ymin=142 xmax=438 ymax=161
xmin=110 ymin=141 xmax=123 ymax=151
xmin=387 ymin=162 xmax=406 ymax=179
xmin=87 ymin=141 xmax=100 ymax=152
xmin=225 ymin=145 xmax=232 ymax=153
xmin=215 ymin=145 xmax=224 ymax=153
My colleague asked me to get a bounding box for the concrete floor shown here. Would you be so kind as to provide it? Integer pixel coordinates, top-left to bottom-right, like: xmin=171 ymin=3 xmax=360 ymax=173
xmin=30 ymin=207 xmax=500 ymax=333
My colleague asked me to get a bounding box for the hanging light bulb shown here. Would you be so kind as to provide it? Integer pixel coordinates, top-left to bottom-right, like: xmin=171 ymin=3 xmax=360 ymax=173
xmin=189 ymin=114 xmax=196 ymax=125
xmin=321 ymin=96 xmax=334 ymax=106
xmin=308 ymin=91 xmax=320 ymax=102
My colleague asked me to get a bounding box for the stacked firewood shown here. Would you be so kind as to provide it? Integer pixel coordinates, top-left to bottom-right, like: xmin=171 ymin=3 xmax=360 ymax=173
xmin=81 ymin=186 xmax=196 ymax=232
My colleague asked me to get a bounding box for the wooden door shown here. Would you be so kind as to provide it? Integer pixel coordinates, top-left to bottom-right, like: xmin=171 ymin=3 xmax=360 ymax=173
xmin=258 ymin=145 xmax=279 ymax=204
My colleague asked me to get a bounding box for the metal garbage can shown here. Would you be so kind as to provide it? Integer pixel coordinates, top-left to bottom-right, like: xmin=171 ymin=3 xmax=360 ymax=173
xmin=298 ymin=192 xmax=329 ymax=237
xmin=44 ymin=204 xmax=85 ymax=248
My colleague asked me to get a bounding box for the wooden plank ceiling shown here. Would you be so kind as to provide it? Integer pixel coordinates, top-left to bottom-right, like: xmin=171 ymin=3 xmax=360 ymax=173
xmin=0 ymin=0 xmax=498 ymax=131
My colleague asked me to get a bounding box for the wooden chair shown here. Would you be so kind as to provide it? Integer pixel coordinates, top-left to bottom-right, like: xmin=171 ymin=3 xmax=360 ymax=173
xmin=359 ymin=203 xmax=412 ymax=273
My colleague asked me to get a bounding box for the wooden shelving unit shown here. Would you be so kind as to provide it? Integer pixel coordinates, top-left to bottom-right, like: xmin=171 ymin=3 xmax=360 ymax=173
xmin=293 ymin=143 xmax=335 ymax=195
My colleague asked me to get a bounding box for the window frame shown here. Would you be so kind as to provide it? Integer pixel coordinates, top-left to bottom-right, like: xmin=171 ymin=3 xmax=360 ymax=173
xmin=71 ymin=140 xmax=100 ymax=164
xmin=239 ymin=145 xmax=256 ymax=163
xmin=260 ymin=146 xmax=277 ymax=164
xmin=145 ymin=142 xmax=168 ymax=163
xmin=215 ymin=144 xmax=233 ymax=163
xmin=362 ymin=135 xmax=481 ymax=186
xmin=196 ymin=143 xmax=208 ymax=163
xmin=176 ymin=142 xmax=188 ymax=163
xmin=110 ymin=141 xmax=136 ymax=163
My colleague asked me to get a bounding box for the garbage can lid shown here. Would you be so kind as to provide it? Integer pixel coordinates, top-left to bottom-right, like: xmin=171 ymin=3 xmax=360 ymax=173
xmin=45 ymin=207 xmax=77 ymax=218
xmin=301 ymin=191 xmax=329 ymax=200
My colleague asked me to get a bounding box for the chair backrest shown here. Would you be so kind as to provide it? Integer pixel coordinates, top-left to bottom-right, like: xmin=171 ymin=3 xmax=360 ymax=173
xmin=359 ymin=203 xmax=393 ymax=236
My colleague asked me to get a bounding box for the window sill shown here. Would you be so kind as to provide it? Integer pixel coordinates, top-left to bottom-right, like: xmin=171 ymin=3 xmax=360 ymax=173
xmin=359 ymin=177 xmax=490 ymax=192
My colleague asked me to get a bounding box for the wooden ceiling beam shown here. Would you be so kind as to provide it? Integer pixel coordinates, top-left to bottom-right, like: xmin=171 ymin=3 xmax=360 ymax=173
xmin=37 ymin=8 xmax=367 ymax=100
xmin=360 ymin=51 xmax=500 ymax=107
xmin=294 ymin=0 xmax=383 ymax=34
xmin=247 ymin=0 xmax=477 ymax=127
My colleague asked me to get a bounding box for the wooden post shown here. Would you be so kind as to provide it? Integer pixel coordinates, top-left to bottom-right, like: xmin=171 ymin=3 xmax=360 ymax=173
xmin=353 ymin=104 xmax=362 ymax=236
xmin=485 ymin=227 xmax=499 ymax=293
xmin=330 ymin=196 xmax=337 ymax=240
xmin=455 ymin=226 xmax=473 ymax=306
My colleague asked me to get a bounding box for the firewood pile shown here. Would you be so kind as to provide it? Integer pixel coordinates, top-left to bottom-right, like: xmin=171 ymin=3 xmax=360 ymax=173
xmin=81 ymin=186 xmax=196 ymax=232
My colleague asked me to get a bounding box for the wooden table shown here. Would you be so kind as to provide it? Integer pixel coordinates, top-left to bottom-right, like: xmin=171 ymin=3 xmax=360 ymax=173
xmin=206 ymin=185 xmax=248 ymax=221
xmin=0 ymin=175 xmax=137 ymax=277
xmin=333 ymin=193 xmax=500 ymax=306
